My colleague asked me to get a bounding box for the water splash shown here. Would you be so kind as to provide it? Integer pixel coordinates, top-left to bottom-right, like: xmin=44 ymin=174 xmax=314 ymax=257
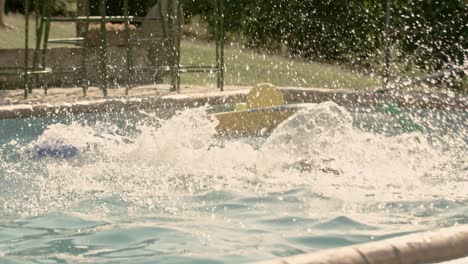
xmin=257 ymin=102 xmax=462 ymax=202
xmin=0 ymin=102 xmax=466 ymax=219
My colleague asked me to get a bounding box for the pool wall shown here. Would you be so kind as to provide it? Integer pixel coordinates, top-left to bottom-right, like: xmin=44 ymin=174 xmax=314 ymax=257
xmin=0 ymin=88 xmax=466 ymax=120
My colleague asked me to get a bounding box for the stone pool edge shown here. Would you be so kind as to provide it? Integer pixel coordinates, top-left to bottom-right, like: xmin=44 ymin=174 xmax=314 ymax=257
xmin=0 ymin=88 xmax=466 ymax=120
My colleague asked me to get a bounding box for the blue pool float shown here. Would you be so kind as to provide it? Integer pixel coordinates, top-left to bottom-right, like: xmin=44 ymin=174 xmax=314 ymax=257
xmin=29 ymin=144 xmax=79 ymax=159
xmin=28 ymin=125 xmax=121 ymax=159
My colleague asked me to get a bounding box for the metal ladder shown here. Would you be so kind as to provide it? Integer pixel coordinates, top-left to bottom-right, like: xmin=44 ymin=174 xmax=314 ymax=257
xmin=0 ymin=0 xmax=225 ymax=99
xmin=122 ymin=0 xmax=173 ymax=94
xmin=39 ymin=0 xmax=89 ymax=96
xmin=123 ymin=0 xmax=225 ymax=93
xmin=0 ymin=0 xmax=53 ymax=98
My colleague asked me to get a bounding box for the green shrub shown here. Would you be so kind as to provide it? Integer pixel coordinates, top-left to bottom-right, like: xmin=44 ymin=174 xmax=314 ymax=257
xmin=6 ymin=0 xmax=77 ymax=16
xmin=245 ymin=0 xmax=386 ymax=64
xmin=182 ymin=0 xmax=255 ymax=35
xmin=87 ymin=0 xmax=157 ymax=17
xmin=243 ymin=0 xmax=467 ymax=73
xmin=394 ymin=0 xmax=467 ymax=73
xmin=6 ymin=0 xmax=466 ymax=79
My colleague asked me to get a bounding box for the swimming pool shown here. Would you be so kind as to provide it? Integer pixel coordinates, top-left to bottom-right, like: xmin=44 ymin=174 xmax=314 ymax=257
xmin=0 ymin=102 xmax=467 ymax=263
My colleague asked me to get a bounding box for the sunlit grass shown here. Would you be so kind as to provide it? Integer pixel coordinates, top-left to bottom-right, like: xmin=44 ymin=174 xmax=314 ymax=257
xmin=0 ymin=14 xmax=76 ymax=49
xmin=181 ymin=40 xmax=380 ymax=89
xmin=2 ymin=14 xmax=381 ymax=89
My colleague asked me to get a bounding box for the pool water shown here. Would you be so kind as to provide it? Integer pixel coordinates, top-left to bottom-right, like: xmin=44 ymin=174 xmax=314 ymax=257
xmin=0 ymin=102 xmax=467 ymax=264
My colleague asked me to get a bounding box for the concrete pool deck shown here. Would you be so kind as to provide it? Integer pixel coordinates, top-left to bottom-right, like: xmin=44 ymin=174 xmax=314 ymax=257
xmin=0 ymin=85 xmax=467 ymax=120
xmin=0 ymin=85 xmax=248 ymax=106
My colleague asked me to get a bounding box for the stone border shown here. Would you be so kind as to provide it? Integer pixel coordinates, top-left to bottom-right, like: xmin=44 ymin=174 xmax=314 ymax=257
xmin=0 ymin=90 xmax=248 ymax=120
xmin=281 ymin=87 xmax=467 ymax=110
xmin=253 ymin=225 xmax=468 ymax=264
xmin=0 ymin=88 xmax=466 ymax=120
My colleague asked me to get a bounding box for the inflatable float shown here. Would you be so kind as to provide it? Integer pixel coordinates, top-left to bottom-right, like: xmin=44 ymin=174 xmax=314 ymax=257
xmin=25 ymin=84 xmax=307 ymax=159
xmin=26 ymin=124 xmax=121 ymax=159
xmin=214 ymin=83 xmax=304 ymax=137
xmin=27 ymin=84 xmax=301 ymax=159
xmin=26 ymin=83 xmax=424 ymax=159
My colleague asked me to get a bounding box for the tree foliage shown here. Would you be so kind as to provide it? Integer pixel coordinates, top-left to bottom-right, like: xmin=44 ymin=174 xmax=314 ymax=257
xmin=242 ymin=0 xmax=467 ymax=72
xmin=87 ymin=0 xmax=157 ymax=17
xmin=6 ymin=0 xmax=76 ymax=16
xmin=394 ymin=0 xmax=467 ymax=72
xmin=182 ymin=0 xmax=255 ymax=33
xmin=6 ymin=0 xmax=467 ymax=74
xmin=182 ymin=0 xmax=466 ymax=74
xmin=244 ymin=0 xmax=387 ymax=64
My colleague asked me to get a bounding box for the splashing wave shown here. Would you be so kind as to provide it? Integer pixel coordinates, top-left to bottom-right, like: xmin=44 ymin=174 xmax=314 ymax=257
xmin=0 ymin=102 xmax=466 ymax=218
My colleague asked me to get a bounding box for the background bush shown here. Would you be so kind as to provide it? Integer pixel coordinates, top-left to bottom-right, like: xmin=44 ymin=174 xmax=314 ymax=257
xmin=87 ymin=0 xmax=157 ymax=17
xmin=393 ymin=0 xmax=467 ymax=73
xmin=6 ymin=0 xmax=77 ymax=16
xmin=243 ymin=0 xmax=467 ymax=72
xmin=182 ymin=0 xmax=255 ymax=34
xmin=244 ymin=0 xmax=386 ymax=64
xmin=6 ymin=0 xmax=467 ymax=79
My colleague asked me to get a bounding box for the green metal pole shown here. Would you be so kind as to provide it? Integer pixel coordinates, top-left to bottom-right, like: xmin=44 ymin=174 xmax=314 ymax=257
xmin=219 ymin=0 xmax=225 ymax=91
xmin=24 ymin=0 xmax=30 ymax=98
xmin=99 ymin=0 xmax=108 ymax=97
xmin=124 ymin=0 xmax=132 ymax=95
xmin=215 ymin=0 xmax=220 ymax=89
xmin=158 ymin=0 xmax=171 ymax=89
xmin=36 ymin=0 xmax=46 ymax=64
xmin=76 ymin=0 xmax=86 ymax=36
xmin=175 ymin=0 xmax=182 ymax=93
xmin=382 ymin=0 xmax=393 ymax=92
xmin=32 ymin=0 xmax=42 ymax=90
xmin=41 ymin=1 xmax=50 ymax=65
xmin=81 ymin=0 xmax=89 ymax=97
xmin=167 ymin=0 xmax=176 ymax=92
xmin=41 ymin=0 xmax=51 ymax=95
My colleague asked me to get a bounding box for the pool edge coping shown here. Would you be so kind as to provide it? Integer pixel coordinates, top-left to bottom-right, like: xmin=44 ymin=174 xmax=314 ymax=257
xmin=0 ymin=88 xmax=466 ymax=120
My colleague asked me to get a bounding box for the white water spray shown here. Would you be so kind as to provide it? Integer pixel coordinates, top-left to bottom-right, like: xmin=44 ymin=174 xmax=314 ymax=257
xmin=0 ymin=102 xmax=466 ymax=218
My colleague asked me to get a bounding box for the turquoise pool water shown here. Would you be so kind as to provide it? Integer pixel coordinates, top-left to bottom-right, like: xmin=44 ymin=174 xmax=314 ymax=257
xmin=0 ymin=102 xmax=467 ymax=263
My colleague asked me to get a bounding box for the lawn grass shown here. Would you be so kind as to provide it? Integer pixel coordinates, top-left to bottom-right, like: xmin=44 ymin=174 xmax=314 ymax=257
xmin=1 ymin=14 xmax=381 ymax=89
xmin=180 ymin=40 xmax=380 ymax=89
xmin=0 ymin=14 xmax=76 ymax=49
